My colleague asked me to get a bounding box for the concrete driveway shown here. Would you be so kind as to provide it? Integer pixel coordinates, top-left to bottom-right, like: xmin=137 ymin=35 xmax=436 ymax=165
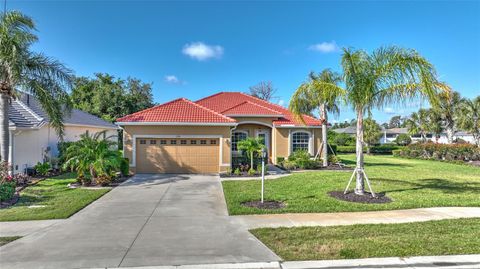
xmin=0 ymin=174 xmax=279 ymax=269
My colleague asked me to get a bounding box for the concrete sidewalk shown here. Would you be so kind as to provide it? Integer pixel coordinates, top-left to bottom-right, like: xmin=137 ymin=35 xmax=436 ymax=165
xmin=0 ymin=219 xmax=63 ymax=237
xmin=232 ymin=207 xmax=480 ymax=229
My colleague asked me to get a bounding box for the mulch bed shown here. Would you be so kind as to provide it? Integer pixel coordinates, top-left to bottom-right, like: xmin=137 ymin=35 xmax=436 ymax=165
xmin=68 ymin=176 xmax=132 ymax=189
xmin=242 ymin=200 xmax=285 ymax=210
xmin=329 ymin=191 xmax=392 ymax=204
xmin=0 ymin=193 xmax=19 ymax=209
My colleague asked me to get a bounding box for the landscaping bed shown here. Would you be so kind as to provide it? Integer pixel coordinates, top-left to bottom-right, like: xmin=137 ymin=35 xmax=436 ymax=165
xmin=0 ymin=236 xmax=21 ymax=247
xmin=222 ymin=154 xmax=480 ymax=215
xmin=251 ymin=218 xmax=480 ymax=260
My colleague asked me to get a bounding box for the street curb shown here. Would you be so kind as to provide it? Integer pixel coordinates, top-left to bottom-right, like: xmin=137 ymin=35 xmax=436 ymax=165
xmin=93 ymin=261 xmax=281 ymax=269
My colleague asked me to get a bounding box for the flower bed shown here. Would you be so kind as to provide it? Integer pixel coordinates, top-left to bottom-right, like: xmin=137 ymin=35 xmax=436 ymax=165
xmin=393 ymin=142 xmax=480 ymax=163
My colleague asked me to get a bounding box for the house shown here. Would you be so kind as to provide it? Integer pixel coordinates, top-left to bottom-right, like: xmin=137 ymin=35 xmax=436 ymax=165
xmin=9 ymin=94 xmax=118 ymax=174
xmin=117 ymin=92 xmax=323 ymax=174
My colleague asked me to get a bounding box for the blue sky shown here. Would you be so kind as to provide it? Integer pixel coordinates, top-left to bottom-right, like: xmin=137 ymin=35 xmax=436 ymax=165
xmin=10 ymin=0 xmax=480 ymax=123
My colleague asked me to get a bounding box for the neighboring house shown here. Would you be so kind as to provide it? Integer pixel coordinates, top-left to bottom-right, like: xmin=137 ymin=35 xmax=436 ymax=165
xmin=9 ymin=94 xmax=118 ymax=174
xmin=333 ymin=126 xmax=475 ymax=145
xmin=117 ymin=92 xmax=323 ymax=174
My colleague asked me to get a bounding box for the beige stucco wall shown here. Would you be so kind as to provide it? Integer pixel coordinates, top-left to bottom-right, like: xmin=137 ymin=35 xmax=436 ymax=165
xmin=11 ymin=124 xmax=117 ymax=174
xmin=122 ymin=125 xmax=232 ymax=173
xmin=234 ymin=123 xmax=273 ymax=160
xmin=272 ymin=127 xmax=323 ymax=164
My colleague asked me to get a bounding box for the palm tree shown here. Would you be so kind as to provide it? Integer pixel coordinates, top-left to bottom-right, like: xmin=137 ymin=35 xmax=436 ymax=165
xmin=363 ymin=117 xmax=382 ymax=154
xmin=433 ymin=91 xmax=461 ymax=143
xmin=63 ymin=131 xmax=121 ymax=185
xmin=0 ymin=11 xmax=72 ymax=163
xmin=406 ymin=109 xmax=432 ymax=142
xmin=237 ymin=137 xmax=265 ymax=169
xmin=289 ymin=69 xmax=344 ymax=167
xmin=456 ymin=96 xmax=480 ymax=146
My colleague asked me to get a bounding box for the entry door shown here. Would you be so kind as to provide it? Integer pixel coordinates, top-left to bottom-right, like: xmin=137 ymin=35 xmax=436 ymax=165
xmin=256 ymin=130 xmax=270 ymax=160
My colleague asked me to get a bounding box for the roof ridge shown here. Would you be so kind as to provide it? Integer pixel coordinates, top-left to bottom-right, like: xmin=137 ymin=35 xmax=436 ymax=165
xmin=182 ymin=98 xmax=236 ymax=122
xmin=194 ymin=91 xmax=226 ymax=103
xmin=14 ymin=98 xmax=44 ymax=122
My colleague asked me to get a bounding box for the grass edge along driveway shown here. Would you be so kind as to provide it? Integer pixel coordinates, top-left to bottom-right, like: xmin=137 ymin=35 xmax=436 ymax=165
xmin=0 ymin=173 xmax=109 ymax=221
xmin=222 ymin=154 xmax=480 ymax=215
xmin=0 ymin=236 xmax=21 ymax=246
xmin=251 ymin=218 xmax=480 ymax=261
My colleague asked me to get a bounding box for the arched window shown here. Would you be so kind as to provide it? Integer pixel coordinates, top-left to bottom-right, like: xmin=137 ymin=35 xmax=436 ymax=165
xmin=292 ymin=132 xmax=310 ymax=152
xmin=232 ymin=131 xmax=248 ymax=151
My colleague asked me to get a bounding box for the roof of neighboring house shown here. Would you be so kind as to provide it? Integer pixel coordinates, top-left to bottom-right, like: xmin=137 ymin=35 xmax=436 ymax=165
xmin=9 ymin=94 xmax=117 ymax=129
xmin=196 ymin=92 xmax=322 ymax=127
xmin=332 ymin=126 xmax=357 ymax=134
xmin=385 ymin=128 xmax=408 ymax=134
xmin=116 ymin=98 xmax=237 ymax=125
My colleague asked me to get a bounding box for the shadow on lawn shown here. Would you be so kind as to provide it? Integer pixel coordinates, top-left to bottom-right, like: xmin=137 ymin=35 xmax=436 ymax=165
xmin=374 ymin=177 xmax=480 ymax=194
xmin=340 ymin=158 xmax=413 ymax=168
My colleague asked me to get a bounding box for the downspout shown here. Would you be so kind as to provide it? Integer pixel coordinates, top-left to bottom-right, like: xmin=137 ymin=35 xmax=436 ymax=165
xmin=229 ymin=125 xmax=237 ymax=168
xmin=8 ymin=130 xmax=13 ymax=175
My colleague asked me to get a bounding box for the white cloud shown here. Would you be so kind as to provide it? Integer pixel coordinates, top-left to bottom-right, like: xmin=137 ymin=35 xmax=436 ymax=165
xmin=164 ymin=75 xmax=186 ymax=85
xmin=308 ymin=41 xmax=340 ymax=53
xmin=278 ymin=100 xmax=285 ymax=107
xmin=182 ymin=42 xmax=224 ymax=61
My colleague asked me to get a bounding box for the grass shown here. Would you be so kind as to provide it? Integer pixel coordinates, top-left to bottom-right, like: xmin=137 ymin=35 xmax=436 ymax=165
xmin=222 ymin=154 xmax=480 ymax=215
xmin=251 ymin=218 xmax=480 ymax=260
xmin=0 ymin=173 xmax=110 ymax=221
xmin=0 ymin=236 xmax=21 ymax=246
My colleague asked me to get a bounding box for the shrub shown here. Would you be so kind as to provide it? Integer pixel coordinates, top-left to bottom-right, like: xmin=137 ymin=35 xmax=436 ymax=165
xmin=234 ymin=168 xmax=241 ymax=176
xmin=328 ymin=144 xmax=337 ymax=155
xmin=0 ymin=181 xmax=15 ymax=202
xmin=336 ymin=144 xmax=403 ymax=154
xmin=120 ymin=158 xmax=130 ymax=176
xmin=276 ymin=157 xmax=285 ymax=166
xmin=395 ymin=134 xmax=412 ymax=146
xmin=328 ymin=154 xmax=340 ymax=164
xmin=396 ymin=142 xmax=480 ymax=162
xmin=225 ymin=168 xmax=232 ymax=175
xmin=282 ymin=160 xmax=297 ymax=170
xmin=247 ymin=168 xmax=257 ymax=176
xmin=332 ymin=133 xmax=355 ymax=146
xmin=34 ymin=162 xmax=51 ymax=176
xmin=287 ymin=150 xmax=319 ymax=169
xmin=57 ymin=141 xmax=75 ymax=166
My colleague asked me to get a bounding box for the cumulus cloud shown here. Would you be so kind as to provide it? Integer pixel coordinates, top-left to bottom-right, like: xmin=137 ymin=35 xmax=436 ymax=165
xmin=308 ymin=41 xmax=340 ymax=53
xmin=164 ymin=75 xmax=185 ymax=85
xmin=182 ymin=42 xmax=224 ymax=61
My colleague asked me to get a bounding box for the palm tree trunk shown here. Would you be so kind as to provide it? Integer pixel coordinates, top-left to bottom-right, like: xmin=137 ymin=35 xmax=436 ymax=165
xmin=320 ymin=103 xmax=328 ymax=167
xmin=90 ymin=166 xmax=97 ymax=186
xmin=0 ymin=93 xmax=10 ymax=163
xmin=250 ymin=151 xmax=254 ymax=169
xmin=446 ymin=126 xmax=454 ymax=144
xmin=355 ymin=109 xmax=365 ymax=195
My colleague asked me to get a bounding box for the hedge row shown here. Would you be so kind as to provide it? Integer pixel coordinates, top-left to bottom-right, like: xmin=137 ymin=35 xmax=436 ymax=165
xmin=393 ymin=142 xmax=480 ymax=161
xmin=336 ymin=144 xmax=404 ymax=154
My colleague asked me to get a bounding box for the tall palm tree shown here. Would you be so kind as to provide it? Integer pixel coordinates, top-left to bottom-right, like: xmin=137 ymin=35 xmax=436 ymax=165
xmin=0 ymin=11 xmax=72 ymax=163
xmin=289 ymin=69 xmax=344 ymax=167
xmin=456 ymin=96 xmax=480 ymax=146
xmin=406 ymin=108 xmax=432 ymax=142
xmin=433 ymin=90 xmax=461 ymax=143
xmin=340 ymin=46 xmax=448 ymax=195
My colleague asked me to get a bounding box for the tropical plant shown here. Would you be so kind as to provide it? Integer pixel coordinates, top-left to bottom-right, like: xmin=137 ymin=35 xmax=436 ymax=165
xmin=432 ymin=91 xmax=461 ymax=143
xmin=406 ymin=109 xmax=433 ymax=142
xmin=395 ymin=133 xmax=412 ymax=146
xmin=0 ymin=11 xmax=73 ymax=163
xmin=237 ymin=137 xmax=265 ymax=169
xmin=34 ymin=162 xmax=51 ymax=176
xmin=363 ymin=118 xmax=382 ymax=154
xmin=63 ymin=131 xmax=121 ymax=185
xmin=310 ymin=46 xmax=447 ymax=195
xmin=290 ymin=69 xmax=344 ymax=167
xmin=456 ymin=96 xmax=480 ymax=146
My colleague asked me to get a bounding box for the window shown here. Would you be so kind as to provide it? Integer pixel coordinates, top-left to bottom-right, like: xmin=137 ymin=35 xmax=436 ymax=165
xmin=210 ymin=140 xmax=217 ymax=145
xmin=292 ymin=132 xmax=310 ymax=152
xmin=139 ymin=139 xmax=146 ymax=145
xmin=170 ymin=140 xmax=177 ymax=145
xmin=232 ymin=131 xmax=247 ymax=151
xmin=150 ymin=140 xmax=157 ymax=144
xmin=191 ymin=140 xmax=197 ymax=145
xmin=160 ymin=140 xmax=167 ymax=145
xmin=200 ymin=140 xmax=207 ymax=145
xmin=180 ymin=140 xmax=187 ymax=145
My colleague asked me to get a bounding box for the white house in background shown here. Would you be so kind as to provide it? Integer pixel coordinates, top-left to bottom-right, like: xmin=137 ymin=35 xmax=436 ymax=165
xmin=9 ymin=94 xmax=118 ymax=174
xmin=333 ymin=126 xmax=475 ymax=145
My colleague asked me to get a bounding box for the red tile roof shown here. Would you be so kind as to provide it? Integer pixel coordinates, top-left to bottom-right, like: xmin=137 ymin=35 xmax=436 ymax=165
xmin=221 ymin=101 xmax=283 ymax=116
xmin=117 ymin=92 xmax=323 ymax=127
xmin=116 ymin=98 xmax=236 ymax=124
xmin=196 ymin=92 xmax=322 ymax=126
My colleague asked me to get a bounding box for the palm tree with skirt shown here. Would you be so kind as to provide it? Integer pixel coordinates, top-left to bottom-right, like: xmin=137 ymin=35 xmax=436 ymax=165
xmin=0 ymin=11 xmax=72 ymax=164
xmin=290 ymin=69 xmax=344 ymax=167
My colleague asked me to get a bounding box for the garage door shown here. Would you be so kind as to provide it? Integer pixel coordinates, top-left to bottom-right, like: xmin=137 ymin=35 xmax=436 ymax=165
xmin=136 ymin=138 xmax=220 ymax=174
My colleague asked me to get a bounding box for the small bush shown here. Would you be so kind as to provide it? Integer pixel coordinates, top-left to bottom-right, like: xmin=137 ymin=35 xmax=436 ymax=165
xmin=225 ymin=168 xmax=232 ymax=175
xmin=120 ymin=158 xmax=130 ymax=176
xmin=34 ymin=162 xmax=51 ymax=176
xmin=276 ymin=157 xmax=285 ymax=165
xmin=395 ymin=134 xmax=412 ymax=146
xmin=336 ymin=145 xmax=403 ymax=154
xmin=395 ymin=142 xmax=480 ymax=162
xmin=247 ymin=168 xmax=257 ymax=176
xmin=328 ymin=154 xmax=340 ymax=164
xmin=234 ymin=168 xmax=241 ymax=176
xmin=0 ymin=181 xmax=15 ymax=202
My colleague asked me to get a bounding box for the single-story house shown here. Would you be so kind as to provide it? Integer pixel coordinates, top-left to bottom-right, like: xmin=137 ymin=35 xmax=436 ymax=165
xmin=9 ymin=94 xmax=118 ymax=174
xmin=117 ymin=92 xmax=323 ymax=174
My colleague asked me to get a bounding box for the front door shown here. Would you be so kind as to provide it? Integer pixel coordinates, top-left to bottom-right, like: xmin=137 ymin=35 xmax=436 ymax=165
xmin=256 ymin=130 xmax=270 ymax=162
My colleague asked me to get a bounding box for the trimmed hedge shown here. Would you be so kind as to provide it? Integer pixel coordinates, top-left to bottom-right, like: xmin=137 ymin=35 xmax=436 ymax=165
xmin=336 ymin=144 xmax=403 ymax=154
xmin=394 ymin=142 xmax=480 ymax=162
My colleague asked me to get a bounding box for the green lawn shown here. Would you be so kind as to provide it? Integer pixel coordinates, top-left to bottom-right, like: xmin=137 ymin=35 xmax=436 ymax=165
xmin=222 ymin=154 xmax=480 ymax=215
xmin=0 ymin=173 xmax=110 ymax=221
xmin=251 ymin=218 xmax=480 ymax=260
xmin=0 ymin=236 xmax=21 ymax=246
